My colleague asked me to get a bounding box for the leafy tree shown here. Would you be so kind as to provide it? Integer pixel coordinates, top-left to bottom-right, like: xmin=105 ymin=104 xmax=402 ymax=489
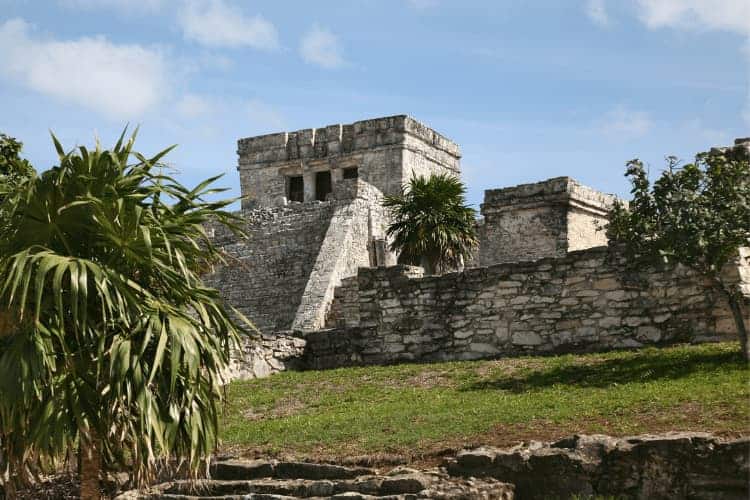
xmin=0 ymin=130 xmax=247 ymax=499
xmin=383 ymin=173 xmax=478 ymax=274
xmin=607 ymin=144 xmax=750 ymax=360
xmin=0 ymin=133 xmax=35 ymax=199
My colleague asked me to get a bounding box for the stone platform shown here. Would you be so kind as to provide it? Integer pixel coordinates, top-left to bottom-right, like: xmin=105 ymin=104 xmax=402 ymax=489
xmin=114 ymin=432 xmax=747 ymax=500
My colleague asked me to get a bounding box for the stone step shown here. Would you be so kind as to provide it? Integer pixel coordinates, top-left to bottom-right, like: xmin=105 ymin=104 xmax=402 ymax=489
xmin=210 ymin=460 xmax=376 ymax=481
xmin=154 ymin=494 xmax=404 ymax=500
xmin=116 ymin=462 xmax=513 ymax=499
xmin=160 ymin=477 xmax=420 ymax=497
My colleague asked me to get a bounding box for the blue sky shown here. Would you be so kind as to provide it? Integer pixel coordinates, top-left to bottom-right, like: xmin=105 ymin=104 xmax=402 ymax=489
xmin=0 ymin=0 xmax=748 ymax=208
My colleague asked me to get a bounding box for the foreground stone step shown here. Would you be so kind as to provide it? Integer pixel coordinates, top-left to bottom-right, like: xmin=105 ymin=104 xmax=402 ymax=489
xmin=210 ymin=460 xmax=376 ymax=481
xmin=446 ymin=432 xmax=749 ymax=500
xmin=116 ymin=465 xmax=512 ymax=499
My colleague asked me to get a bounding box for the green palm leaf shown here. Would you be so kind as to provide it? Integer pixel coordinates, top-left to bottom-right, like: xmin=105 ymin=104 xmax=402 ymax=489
xmin=0 ymin=129 xmax=250 ymax=494
xmin=384 ymin=173 xmax=478 ymax=274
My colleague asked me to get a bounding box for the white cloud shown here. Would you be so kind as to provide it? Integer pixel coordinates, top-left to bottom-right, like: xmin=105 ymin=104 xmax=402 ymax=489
xmin=59 ymin=0 xmax=167 ymax=12
xmin=585 ymin=0 xmax=609 ymax=27
xmin=176 ymin=93 xmax=214 ymax=118
xmin=599 ymin=106 xmax=653 ymax=138
xmin=178 ymin=0 xmax=278 ymax=50
xmin=633 ymin=1 xmax=750 ymax=127
xmin=634 ymin=0 xmax=750 ymax=35
xmin=300 ymin=25 xmax=344 ymax=69
xmin=0 ymin=18 xmax=169 ymax=120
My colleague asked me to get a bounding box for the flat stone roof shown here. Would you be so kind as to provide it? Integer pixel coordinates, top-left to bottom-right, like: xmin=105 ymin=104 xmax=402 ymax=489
xmin=482 ymin=177 xmax=619 ymax=216
xmin=237 ymin=115 xmax=460 ymax=167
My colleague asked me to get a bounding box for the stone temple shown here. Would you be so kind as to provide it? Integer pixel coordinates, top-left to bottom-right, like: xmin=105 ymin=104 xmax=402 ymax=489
xmin=206 ymin=115 xmax=750 ymax=379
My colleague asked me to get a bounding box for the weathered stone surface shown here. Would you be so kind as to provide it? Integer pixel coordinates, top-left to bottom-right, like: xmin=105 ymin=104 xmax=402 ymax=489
xmin=446 ymin=432 xmax=749 ymax=500
xmin=208 ymin=118 xmax=750 ymax=378
xmin=116 ymin=432 xmax=746 ymax=499
xmin=237 ymin=115 xmax=460 ymax=209
xmin=303 ymin=245 xmax=747 ymax=371
xmin=222 ymin=333 xmax=306 ymax=381
xmin=209 ymin=459 xmax=276 ymax=480
xmin=275 ymin=462 xmax=376 ymax=480
xmin=115 ymin=460 xmax=513 ymax=499
xmin=477 ymin=177 xmax=617 ymax=266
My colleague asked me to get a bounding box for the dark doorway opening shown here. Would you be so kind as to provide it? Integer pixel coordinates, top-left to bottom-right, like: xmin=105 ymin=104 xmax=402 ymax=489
xmin=288 ymin=176 xmax=304 ymax=202
xmin=315 ymin=171 xmax=332 ymax=201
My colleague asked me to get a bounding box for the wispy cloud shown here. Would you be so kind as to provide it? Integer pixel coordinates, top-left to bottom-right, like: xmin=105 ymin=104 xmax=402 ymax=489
xmin=299 ymin=25 xmax=344 ymax=69
xmin=599 ymin=106 xmax=653 ymax=139
xmin=585 ymin=0 xmax=609 ymax=27
xmin=633 ymin=1 xmax=750 ymax=127
xmin=634 ymin=0 xmax=750 ymax=34
xmin=178 ymin=0 xmax=278 ymax=50
xmin=0 ymin=18 xmax=169 ymax=120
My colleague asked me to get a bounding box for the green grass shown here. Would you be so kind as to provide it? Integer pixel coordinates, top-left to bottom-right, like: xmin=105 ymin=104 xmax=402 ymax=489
xmin=220 ymin=342 xmax=749 ymax=463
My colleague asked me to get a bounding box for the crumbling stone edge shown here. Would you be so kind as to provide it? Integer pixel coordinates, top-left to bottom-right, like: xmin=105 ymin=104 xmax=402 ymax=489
xmin=114 ymin=432 xmax=747 ymax=499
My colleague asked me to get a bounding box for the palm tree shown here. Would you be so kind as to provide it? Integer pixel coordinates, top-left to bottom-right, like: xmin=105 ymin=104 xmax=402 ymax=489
xmin=0 ymin=130 xmax=247 ymax=499
xmin=383 ymin=173 xmax=478 ymax=275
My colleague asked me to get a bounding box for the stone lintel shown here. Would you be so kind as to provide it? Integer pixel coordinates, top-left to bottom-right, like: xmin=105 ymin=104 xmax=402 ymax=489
xmin=236 ymin=115 xmax=461 ymax=170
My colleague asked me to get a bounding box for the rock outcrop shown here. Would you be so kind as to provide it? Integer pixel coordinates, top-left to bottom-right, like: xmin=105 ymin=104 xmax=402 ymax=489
xmin=446 ymin=432 xmax=749 ymax=499
xmin=114 ymin=432 xmax=748 ymax=499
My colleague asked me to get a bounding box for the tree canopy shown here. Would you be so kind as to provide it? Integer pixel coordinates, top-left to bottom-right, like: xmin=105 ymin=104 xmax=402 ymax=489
xmin=606 ymin=143 xmax=750 ymax=359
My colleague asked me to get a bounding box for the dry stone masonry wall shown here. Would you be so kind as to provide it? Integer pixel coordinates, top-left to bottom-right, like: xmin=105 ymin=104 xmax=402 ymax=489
xmin=305 ymin=246 xmax=748 ymax=370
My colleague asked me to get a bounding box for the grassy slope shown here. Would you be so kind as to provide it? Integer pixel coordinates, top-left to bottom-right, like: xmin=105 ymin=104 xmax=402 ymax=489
xmin=221 ymin=342 xmax=749 ymax=463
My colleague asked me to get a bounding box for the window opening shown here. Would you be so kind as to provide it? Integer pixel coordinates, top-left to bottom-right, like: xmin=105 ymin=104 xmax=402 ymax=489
xmin=287 ymin=175 xmax=304 ymax=202
xmin=315 ymin=171 xmax=332 ymax=201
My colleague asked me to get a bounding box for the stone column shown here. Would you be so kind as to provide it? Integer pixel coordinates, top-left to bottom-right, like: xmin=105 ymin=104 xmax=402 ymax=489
xmin=331 ymin=167 xmax=343 ymax=194
xmin=303 ymin=169 xmax=315 ymax=203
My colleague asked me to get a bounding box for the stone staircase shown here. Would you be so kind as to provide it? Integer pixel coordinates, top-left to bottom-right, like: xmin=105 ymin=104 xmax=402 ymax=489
xmin=115 ymin=459 xmax=513 ymax=499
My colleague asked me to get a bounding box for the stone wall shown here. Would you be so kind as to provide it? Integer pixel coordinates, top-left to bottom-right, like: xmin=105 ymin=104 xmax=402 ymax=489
xmin=304 ymin=246 xmax=748 ymax=370
xmin=478 ymin=177 xmax=616 ymax=266
xmin=223 ymin=332 xmax=307 ymax=380
xmin=292 ymin=181 xmax=391 ymax=331
xmin=206 ymin=203 xmax=335 ymax=334
xmin=206 ymin=180 xmax=391 ymax=335
xmin=237 ymin=115 xmax=461 ymax=209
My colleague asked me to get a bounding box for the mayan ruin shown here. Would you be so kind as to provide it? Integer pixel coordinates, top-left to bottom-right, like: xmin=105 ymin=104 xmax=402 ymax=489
xmin=3 ymin=2 xmax=749 ymax=498
xmin=206 ymin=116 xmax=750 ymax=380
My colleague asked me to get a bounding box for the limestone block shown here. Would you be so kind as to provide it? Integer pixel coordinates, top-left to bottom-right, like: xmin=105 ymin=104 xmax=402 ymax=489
xmin=637 ymin=326 xmax=662 ymax=342
xmin=470 ymin=342 xmax=499 ymax=354
xmin=512 ymin=331 xmax=543 ymax=346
